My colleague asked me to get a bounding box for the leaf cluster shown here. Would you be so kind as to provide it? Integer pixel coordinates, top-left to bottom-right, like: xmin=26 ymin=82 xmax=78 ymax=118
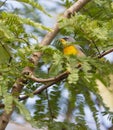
xmin=1 ymin=0 xmax=113 ymax=130
xmin=0 ymin=0 xmax=51 ymax=124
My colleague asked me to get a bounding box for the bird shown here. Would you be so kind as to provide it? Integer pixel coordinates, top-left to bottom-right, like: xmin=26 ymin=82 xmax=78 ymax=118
xmin=59 ymin=37 xmax=85 ymax=57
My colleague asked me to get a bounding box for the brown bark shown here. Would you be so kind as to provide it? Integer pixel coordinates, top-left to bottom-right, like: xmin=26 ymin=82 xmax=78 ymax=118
xmin=109 ymin=126 xmax=113 ymax=130
xmin=0 ymin=0 xmax=91 ymax=130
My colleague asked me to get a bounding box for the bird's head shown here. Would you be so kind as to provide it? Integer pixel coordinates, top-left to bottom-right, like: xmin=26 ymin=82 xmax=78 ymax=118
xmin=60 ymin=37 xmax=75 ymax=47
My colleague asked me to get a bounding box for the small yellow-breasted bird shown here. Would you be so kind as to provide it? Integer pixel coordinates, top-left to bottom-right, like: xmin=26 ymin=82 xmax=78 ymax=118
xmin=60 ymin=37 xmax=85 ymax=57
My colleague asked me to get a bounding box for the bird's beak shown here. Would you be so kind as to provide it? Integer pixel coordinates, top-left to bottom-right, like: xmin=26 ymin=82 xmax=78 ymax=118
xmin=59 ymin=38 xmax=67 ymax=46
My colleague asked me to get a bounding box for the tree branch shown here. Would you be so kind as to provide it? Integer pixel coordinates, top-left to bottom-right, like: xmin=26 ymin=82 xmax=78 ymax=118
xmin=19 ymin=71 xmax=69 ymax=101
xmin=0 ymin=1 xmax=91 ymax=130
xmin=64 ymin=0 xmax=90 ymax=18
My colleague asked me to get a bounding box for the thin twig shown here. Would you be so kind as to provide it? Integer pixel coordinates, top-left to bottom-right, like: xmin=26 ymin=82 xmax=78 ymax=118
xmin=91 ymin=40 xmax=101 ymax=55
xmin=29 ymin=71 xmax=70 ymax=83
xmin=0 ymin=0 xmax=7 ymax=8
xmin=98 ymin=48 xmax=113 ymax=58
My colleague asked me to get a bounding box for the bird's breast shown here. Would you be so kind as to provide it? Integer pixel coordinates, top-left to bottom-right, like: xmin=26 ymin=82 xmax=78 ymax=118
xmin=63 ymin=45 xmax=78 ymax=55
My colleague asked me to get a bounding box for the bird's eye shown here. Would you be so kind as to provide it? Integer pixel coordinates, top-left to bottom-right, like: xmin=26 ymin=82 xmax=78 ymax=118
xmin=63 ymin=37 xmax=68 ymax=40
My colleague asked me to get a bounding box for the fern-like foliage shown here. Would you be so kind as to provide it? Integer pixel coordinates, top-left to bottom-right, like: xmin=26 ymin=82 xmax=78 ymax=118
xmin=17 ymin=0 xmax=51 ymax=16
xmin=0 ymin=0 xmax=51 ymax=122
xmin=0 ymin=0 xmax=113 ymax=130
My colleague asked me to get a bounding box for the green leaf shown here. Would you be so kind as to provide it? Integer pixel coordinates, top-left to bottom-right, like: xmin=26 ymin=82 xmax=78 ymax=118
xmin=68 ymin=69 xmax=79 ymax=84
xmin=0 ymin=44 xmax=11 ymax=64
xmin=111 ymin=2 xmax=113 ymax=9
xmin=13 ymin=98 xmax=31 ymax=121
xmin=4 ymin=94 xmax=13 ymax=114
xmin=49 ymin=51 xmax=64 ymax=76
xmin=21 ymin=18 xmax=52 ymax=31
xmin=17 ymin=0 xmax=51 ymax=17
xmin=2 ymin=12 xmax=52 ymax=31
xmin=0 ymin=22 xmax=14 ymax=40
